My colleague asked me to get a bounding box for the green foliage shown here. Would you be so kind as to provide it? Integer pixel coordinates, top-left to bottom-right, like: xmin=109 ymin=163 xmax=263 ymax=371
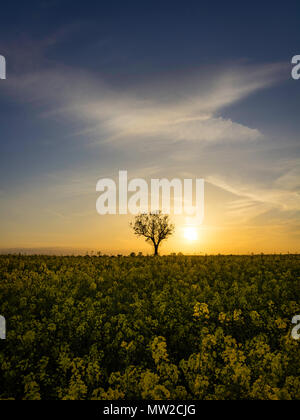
xmin=0 ymin=254 xmax=299 ymax=400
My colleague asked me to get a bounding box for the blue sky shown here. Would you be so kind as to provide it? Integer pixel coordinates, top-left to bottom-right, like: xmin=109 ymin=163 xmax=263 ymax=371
xmin=0 ymin=1 xmax=299 ymax=253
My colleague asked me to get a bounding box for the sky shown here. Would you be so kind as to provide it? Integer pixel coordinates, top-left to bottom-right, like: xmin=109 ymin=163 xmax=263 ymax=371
xmin=0 ymin=0 xmax=299 ymax=254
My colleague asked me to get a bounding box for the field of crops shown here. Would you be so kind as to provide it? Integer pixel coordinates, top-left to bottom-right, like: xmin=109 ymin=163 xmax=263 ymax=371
xmin=0 ymin=254 xmax=299 ymax=400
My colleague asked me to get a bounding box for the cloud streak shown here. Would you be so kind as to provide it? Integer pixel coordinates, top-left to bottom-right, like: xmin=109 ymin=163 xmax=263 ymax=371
xmin=4 ymin=61 xmax=286 ymax=147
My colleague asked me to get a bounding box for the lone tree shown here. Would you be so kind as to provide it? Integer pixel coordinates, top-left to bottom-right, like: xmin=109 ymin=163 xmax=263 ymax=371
xmin=130 ymin=212 xmax=175 ymax=256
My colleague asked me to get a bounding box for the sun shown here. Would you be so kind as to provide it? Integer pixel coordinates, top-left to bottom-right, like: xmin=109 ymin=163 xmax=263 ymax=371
xmin=184 ymin=226 xmax=198 ymax=241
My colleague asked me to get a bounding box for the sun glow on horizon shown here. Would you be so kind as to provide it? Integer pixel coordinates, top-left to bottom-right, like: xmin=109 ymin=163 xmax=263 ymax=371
xmin=184 ymin=226 xmax=198 ymax=241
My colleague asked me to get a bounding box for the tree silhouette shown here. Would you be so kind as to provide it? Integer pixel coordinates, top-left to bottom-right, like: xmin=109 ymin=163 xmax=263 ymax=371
xmin=131 ymin=212 xmax=175 ymax=255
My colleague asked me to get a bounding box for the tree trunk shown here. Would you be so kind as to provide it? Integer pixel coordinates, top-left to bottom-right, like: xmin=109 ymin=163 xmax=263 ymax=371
xmin=154 ymin=243 xmax=159 ymax=256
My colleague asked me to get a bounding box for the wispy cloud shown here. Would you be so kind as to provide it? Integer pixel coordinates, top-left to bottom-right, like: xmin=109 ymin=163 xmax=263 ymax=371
xmin=207 ymin=164 xmax=300 ymax=225
xmin=4 ymin=61 xmax=286 ymax=147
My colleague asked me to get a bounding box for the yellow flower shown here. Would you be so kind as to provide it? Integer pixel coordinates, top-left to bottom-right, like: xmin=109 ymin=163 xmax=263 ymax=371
xmin=193 ymin=303 xmax=210 ymax=319
xmin=233 ymin=309 xmax=242 ymax=322
xmin=275 ymin=319 xmax=287 ymax=329
xmin=218 ymin=312 xmax=228 ymax=323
